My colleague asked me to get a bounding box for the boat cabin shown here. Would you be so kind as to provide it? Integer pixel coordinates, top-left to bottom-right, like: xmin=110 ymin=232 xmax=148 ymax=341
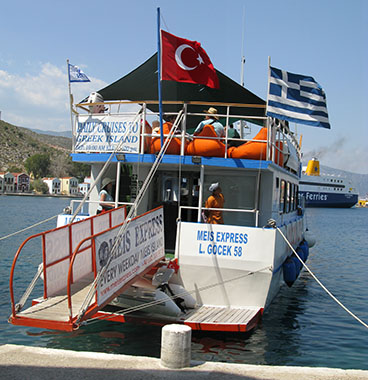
xmin=71 ymin=98 xmax=301 ymax=252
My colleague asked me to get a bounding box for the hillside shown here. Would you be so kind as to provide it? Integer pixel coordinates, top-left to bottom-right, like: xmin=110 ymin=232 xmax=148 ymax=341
xmin=0 ymin=120 xmax=72 ymax=172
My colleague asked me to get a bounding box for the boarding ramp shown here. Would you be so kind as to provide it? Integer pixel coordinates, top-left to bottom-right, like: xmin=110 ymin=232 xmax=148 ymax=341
xmin=9 ymin=206 xmax=165 ymax=331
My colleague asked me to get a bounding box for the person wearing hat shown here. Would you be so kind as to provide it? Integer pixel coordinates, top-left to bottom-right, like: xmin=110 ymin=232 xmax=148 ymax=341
xmin=193 ymin=107 xmax=225 ymax=138
xmin=96 ymin=177 xmax=116 ymax=214
xmin=204 ymin=182 xmax=225 ymax=224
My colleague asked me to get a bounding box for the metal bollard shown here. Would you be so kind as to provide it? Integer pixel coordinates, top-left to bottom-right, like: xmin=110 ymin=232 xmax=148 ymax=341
xmin=160 ymin=324 xmax=192 ymax=369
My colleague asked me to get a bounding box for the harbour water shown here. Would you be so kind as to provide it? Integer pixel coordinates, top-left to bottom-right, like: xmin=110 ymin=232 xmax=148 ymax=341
xmin=0 ymin=195 xmax=367 ymax=370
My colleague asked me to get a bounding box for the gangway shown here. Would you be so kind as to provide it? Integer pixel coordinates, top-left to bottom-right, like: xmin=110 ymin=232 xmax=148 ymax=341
xmin=9 ymin=206 xmax=165 ymax=331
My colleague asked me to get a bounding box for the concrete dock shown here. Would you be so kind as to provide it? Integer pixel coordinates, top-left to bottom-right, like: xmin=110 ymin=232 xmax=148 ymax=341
xmin=1 ymin=344 xmax=367 ymax=380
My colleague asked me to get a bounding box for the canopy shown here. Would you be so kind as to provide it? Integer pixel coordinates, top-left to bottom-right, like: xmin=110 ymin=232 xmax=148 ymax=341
xmin=96 ymin=53 xmax=266 ymax=128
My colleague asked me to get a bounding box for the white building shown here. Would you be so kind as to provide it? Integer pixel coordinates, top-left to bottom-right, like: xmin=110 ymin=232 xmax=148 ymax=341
xmin=0 ymin=172 xmax=15 ymax=192
xmin=78 ymin=182 xmax=90 ymax=195
xmin=43 ymin=177 xmax=61 ymax=194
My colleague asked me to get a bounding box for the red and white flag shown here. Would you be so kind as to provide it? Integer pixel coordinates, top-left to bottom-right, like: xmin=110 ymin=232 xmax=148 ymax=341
xmin=161 ymin=30 xmax=219 ymax=89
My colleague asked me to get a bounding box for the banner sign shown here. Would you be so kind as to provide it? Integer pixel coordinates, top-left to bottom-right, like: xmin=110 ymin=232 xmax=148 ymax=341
xmin=95 ymin=207 xmax=164 ymax=305
xmin=45 ymin=207 xmax=126 ymax=297
xmin=178 ymin=222 xmax=275 ymax=267
xmin=75 ymin=114 xmax=140 ymax=153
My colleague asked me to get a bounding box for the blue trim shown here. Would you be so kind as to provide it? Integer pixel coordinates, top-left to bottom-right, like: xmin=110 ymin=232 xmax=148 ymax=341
xmin=71 ymin=152 xmax=276 ymax=170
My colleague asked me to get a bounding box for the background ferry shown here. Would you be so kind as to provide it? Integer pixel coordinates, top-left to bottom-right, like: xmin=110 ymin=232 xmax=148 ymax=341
xmin=299 ymin=158 xmax=358 ymax=208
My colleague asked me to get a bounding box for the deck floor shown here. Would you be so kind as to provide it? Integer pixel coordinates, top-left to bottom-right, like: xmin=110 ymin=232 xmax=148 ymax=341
xmin=183 ymin=305 xmax=260 ymax=326
xmin=17 ymin=274 xmax=95 ymax=322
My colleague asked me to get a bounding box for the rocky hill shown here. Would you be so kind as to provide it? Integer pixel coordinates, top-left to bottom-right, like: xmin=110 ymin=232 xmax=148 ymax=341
xmin=0 ymin=120 xmax=72 ymax=172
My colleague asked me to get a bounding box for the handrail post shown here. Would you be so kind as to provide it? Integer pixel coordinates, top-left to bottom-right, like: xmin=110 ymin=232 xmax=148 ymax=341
xmin=140 ymin=103 xmax=147 ymax=154
xmin=115 ymin=161 xmax=121 ymax=209
xmin=9 ymin=232 xmax=45 ymax=318
xmin=197 ymin=165 xmax=205 ymax=223
xmin=181 ymin=104 xmax=187 ymax=157
xmin=225 ymin=106 xmax=230 ymax=158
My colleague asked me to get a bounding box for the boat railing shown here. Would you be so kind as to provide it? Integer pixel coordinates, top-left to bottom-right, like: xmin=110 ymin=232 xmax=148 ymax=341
xmin=75 ymin=100 xmax=301 ymax=167
xmin=68 ymin=199 xmax=134 ymax=215
xmin=178 ymin=205 xmax=260 ymax=227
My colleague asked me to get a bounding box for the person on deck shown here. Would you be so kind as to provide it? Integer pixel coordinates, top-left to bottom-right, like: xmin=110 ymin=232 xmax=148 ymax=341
xmin=96 ymin=177 xmax=115 ymax=214
xmin=204 ymin=182 xmax=225 ymax=224
xmin=226 ymin=123 xmax=241 ymax=147
xmin=193 ymin=107 xmax=225 ymax=138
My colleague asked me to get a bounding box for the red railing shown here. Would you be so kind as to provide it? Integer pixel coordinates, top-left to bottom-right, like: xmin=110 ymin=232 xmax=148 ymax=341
xmin=9 ymin=206 xmax=126 ymax=319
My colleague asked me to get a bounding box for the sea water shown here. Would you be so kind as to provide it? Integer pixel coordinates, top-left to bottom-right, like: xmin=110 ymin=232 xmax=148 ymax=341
xmin=0 ymin=195 xmax=367 ymax=369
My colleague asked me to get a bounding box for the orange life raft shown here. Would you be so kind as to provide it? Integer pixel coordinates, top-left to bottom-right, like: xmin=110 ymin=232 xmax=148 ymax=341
xmin=150 ymin=122 xmax=184 ymax=155
xmin=185 ymin=124 xmax=226 ymax=157
xmin=227 ymin=128 xmax=284 ymax=165
xmin=227 ymin=127 xmax=268 ymax=159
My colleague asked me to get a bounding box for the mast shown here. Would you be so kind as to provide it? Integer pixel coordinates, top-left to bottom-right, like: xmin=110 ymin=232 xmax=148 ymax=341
xmin=157 ymin=7 xmax=164 ymax=147
xmin=240 ymin=6 xmax=246 ymax=87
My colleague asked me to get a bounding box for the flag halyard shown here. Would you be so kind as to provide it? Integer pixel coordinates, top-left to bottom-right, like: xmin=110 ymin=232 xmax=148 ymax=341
xmin=267 ymin=66 xmax=330 ymax=129
xmin=161 ymin=30 xmax=219 ymax=89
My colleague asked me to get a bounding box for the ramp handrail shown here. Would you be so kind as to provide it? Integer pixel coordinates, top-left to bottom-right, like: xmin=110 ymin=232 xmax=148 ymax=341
xmin=66 ymin=206 xmax=165 ymax=327
xmin=9 ymin=206 xmax=126 ymax=319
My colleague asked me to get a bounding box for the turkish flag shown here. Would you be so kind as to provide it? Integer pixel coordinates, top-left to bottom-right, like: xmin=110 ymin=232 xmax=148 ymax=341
xmin=161 ymin=30 xmax=219 ymax=89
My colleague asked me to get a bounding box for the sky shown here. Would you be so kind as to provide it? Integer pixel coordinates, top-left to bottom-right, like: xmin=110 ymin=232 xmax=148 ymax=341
xmin=0 ymin=0 xmax=367 ymax=174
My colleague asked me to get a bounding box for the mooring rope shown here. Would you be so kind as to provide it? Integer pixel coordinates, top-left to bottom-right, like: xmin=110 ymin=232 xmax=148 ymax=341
xmin=0 ymin=214 xmax=58 ymax=241
xmin=271 ymin=220 xmax=368 ymax=330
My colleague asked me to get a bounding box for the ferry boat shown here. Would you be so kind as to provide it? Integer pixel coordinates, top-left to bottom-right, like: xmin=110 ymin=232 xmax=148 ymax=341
xmin=299 ymin=158 xmax=358 ymax=208
xmin=9 ymin=54 xmax=312 ymax=333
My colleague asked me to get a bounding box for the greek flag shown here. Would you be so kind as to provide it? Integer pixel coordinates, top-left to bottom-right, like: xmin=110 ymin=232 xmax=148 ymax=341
xmin=68 ymin=63 xmax=90 ymax=83
xmin=267 ymin=66 xmax=330 ymax=129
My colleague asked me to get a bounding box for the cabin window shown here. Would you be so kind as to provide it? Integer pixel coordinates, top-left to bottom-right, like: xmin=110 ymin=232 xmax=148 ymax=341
xmin=290 ymin=183 xmax=295 ymax=211
xmin=286 ymin=182 xmax=291 ymax=213
xmin=279 ymin=180 xmax=285 ymax=213
xmin=204 ymin=172 xmax=257 ymax=226
xmin=294 ymin=184 xmax=298 ymax=210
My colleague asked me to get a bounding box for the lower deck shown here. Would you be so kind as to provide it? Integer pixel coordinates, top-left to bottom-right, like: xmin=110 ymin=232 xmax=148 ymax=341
xmin=95 ymin=304 xmax=262 ymax=333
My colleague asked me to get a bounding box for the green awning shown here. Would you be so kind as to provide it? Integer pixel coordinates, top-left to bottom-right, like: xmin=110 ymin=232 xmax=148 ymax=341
xmin=96 ymin=53 xmax=266 ymax=129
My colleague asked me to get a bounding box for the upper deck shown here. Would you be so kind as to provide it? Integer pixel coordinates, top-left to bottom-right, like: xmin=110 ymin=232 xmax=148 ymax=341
xmin=71 ymin=99 xmax=301 ymax=176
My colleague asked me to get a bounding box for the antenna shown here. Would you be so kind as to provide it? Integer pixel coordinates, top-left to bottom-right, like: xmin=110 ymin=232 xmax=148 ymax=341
xmin=240 ymin=6 xmax=246 ymax=87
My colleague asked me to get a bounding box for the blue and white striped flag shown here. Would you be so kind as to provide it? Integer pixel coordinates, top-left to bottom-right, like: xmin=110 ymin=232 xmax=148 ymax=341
xmin=68 ymin=63 xmax=90 ymax=83
xmin=267 ymin=66 xmax=330 ymax=129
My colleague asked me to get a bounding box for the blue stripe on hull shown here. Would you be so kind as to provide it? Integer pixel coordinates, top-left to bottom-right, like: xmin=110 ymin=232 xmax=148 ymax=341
xmin=299 ymin=191 xmax=358 ymax=208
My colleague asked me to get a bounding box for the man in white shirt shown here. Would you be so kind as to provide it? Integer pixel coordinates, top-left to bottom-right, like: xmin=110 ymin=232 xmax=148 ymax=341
xmin=193 ymin=107 xmax=225 ymax=137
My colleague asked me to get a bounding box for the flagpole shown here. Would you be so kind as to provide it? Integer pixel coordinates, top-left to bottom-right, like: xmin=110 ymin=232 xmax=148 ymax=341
xmin=67 ymin=59 xmax=76 ymax=152
xmin=240 ymin=5 xmax=246 ymax=87
xmin=157 ymin=7 xmax=164 ymax=147
xmin=265 ymin=56 xmax=271 ymax=161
